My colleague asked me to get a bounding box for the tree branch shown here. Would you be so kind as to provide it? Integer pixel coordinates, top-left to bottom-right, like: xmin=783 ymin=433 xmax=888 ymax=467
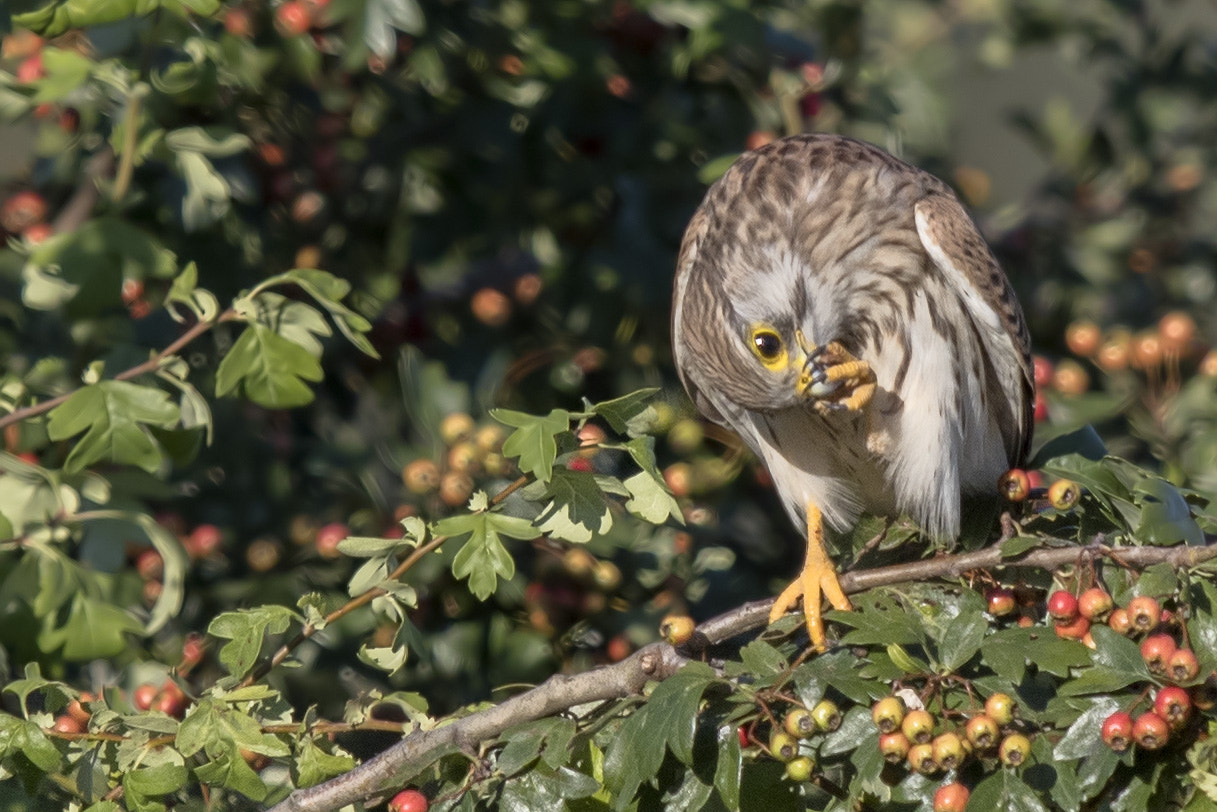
xmin=265 ymin=538 xmax=1216 ymax=812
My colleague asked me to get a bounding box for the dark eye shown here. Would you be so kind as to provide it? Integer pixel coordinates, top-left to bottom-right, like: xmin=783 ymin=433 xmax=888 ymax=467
xmin=753 ymin=331 xmax=782 ymax=360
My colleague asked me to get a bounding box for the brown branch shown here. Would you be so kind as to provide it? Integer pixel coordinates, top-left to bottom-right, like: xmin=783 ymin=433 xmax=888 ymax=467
xmin=265 ymin=537 xmax=1217 ymax=812
xmin=50 ymin=147 xmax=115 ymax=235
xmin=265 ymin=643 xmax=689 ymax=812
xmin=0 ymin=311 xmax=233 ymax=432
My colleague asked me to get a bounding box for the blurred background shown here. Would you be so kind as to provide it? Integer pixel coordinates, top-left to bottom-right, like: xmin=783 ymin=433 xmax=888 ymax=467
xmin=2 ymin=0 xmax=1217 ymax=722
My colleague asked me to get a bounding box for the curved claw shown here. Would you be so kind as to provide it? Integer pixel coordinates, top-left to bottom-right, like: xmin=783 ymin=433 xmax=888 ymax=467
xmin=768 ymin=503 xmax=852 ymax=650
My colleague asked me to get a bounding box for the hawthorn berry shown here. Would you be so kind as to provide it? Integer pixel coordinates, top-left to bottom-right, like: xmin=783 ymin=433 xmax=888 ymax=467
xmin=1101 ymin=711 xmax=1133 ymax=752
xmin=1047 ymin=478 xmax=1081 ymax=510
xmin=985 ymin=693 xmax=1017 ymax=727
xmin=187 ymin=523 xmax=223 ymax=558
xmin=246 ymin=537 xmax=282 ymax=572
xmin=986 ymin=587 xmax=1017 ymax=617
xmin=901 ymin=709 xmax=935 ymax=744
xmin=782 ymin=708 xmax=815 ymax=739
xmin=1065 ymin=320 xmax=1102 ymax=357
xmin=315 ymin=522 xmax=348 ymax=559
xmin=1167 ymin=648 xmax=1200 ymax=683
xmin=769 ymin=731 xmax=798 ymax=761
xmin=53 ymin=714 xmax=84 ymax=734
xmin=1033 ymin=392 xmax=1049 ymax=422
xmin=133 ymin=683 xmax=157 ymax=710
xmin=933 ymin=782 xmax=970 ymax=812
xmin=1127 ymin=595 xmax=1162 ymax=632
xmin=1132 ymin=711 xmax=1170 ymax=750
xmin=274 ymin=1 xmax=313 ymax=36
xmin=446 ymin=442 xmax=479 ymax=473
xmin=965 ymin=714 xmax=1000 ymax=750
xmin=931 ymin=732 xmax=965 ymax=771
xmin=1140 ymin=634 xmax=1177 ymax=676
xmin=439 ymin=412 xmax=475 ymax=445
xmin=23 ymin=222 xmax=52 ymax=244
xmin=811 ymin=699 xmax=841 ymax=732
xmin=1108 ymin=608 xmax=1134 ymax=636
xmin=878 ymin=731 xmax=911 ymax=763
xmin=1054 ymin=614 xmax=1091 ymax=641
xmin=1158 ymin=311 xmax=1197 ymax=352
xmin=1033 ymin=355 xmax=1054 ymax=389
xmin=1078 ymin=587 xmax=1114 ymax=622
xmin=135 ymin=549 xmax=163 ymax=581
xmin=403 ymin=459 xmax=441 ymax=494
xmin=907 ymin=742 xmax=938 ymax=775
xmin=66 ymin=693 xmax=94 ymax=726
xmin=784 ymin=755 xmax=813 ymax=782
xmin=871 ymin=696 xmax=906 ymax=734
xmin=998 ymin=733 xmax=1031 ymax=767
xmin=998 ymin=468 xmax=1031 ymax=502
xmin=1047 ymin=590 xmax=1079 ymax=622
xmin=659 ymin=615 xmax=695 ymax=647
xmin=439 ymin=471 xmax=474 ymax=507
xmin=2 ymin=190 xmax=49 ymax=234
xmin=1154 ymin=686 xmax=1192 ymax=728
xmin=388 ymin=789 xmax=428 ymax=812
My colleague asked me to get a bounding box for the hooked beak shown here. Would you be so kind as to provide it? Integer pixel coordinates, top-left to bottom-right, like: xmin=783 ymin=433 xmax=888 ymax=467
xmin=793 ymin=330 xmax=843 ymax=399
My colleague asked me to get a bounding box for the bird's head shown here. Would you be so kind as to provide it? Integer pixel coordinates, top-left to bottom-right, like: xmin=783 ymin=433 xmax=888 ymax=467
xmin=739 ymin=321 xmax=843 ymax=409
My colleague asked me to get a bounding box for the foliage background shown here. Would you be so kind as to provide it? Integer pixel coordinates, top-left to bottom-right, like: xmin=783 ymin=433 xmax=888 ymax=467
xmin=2 ymin=0 xmax=1217 ymax=809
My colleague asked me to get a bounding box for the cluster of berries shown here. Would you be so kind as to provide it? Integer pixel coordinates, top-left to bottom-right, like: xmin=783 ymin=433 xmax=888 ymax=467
xmin=765 ymin=700 xmax=845 ymax=782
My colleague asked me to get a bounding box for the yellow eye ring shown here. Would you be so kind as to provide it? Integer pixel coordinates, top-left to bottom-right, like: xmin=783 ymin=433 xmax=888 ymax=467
xmin=749 ymin=326 xmax=787 ymax=369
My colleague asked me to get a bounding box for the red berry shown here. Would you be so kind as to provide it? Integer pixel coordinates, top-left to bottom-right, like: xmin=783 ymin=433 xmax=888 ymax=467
xmin=224 ymin=7 xmax=254 ymax=37
xmin=1047 ymin=478 xmax=1081 ymax=509
xmin=16 ymin=53 xmax=45 ymax=83
xmin=120 ymin=277 xmax=144 ymax=306
xmin=931 ymin=732 xmax=965 ymax=771
xmin=1047 ymin=590 xmax=1079 ymax=622
xmin=1033 ymin=355 xmax=1054 ymax=388
xmin=187 ymin=523 xmax=224 ymax=558
xmin=998 ymin=733 xmax=1031 ymax=766
xmin=933 ymin=782 xmax=970 ymax=812
xmin=737 ymin=726 xmax=749 ymax=748
xmin=52 ymin=714 xmax=84 ymax=734
xmin=1132 ymin=711 xmax=1170 ymax=750
xmin=901 ymin=709 xmax=935 ymax=744
xmin=907 ymin=742 xmax=938 ymax=775
xmin=315 ymin=522 xmax=348 ymax=559
xmin=274 ymin=1 xmax=313 ymax=36
xmin=1078 ymin=587 xmax=1114 ymax=621
xmin=1154 ymin=686 xmax=1192 ymax=728
xmin=388 ymin=789 xmax=429 ymax=812
xmin=871 ymin=696 xmax=906 ymax=734
xmin=133 ymin=683 xmax=157 ymax=710
xmin=965 ymin=714 xmax=1000 ymax=750
xmin=1140 ymin=634 xmax=1177 ymax=676
xmin=1101 ymin=711 xmax=1133 ymax=752
xmin=1054 ymin=614 xmax=1091 ymax=641
xmin=181 ymin=634 xmax=205 ymax=669
xmin=66 ymin=694 xmax=94 ymax=726
xmin=135 ymin=549 xmax=163 ymax=581
xmin=1167 ymin=648 xmax=1200 ymax=683
xmin=1108 ymin=607 xmax=1134 ymax=636
xmin=986 ymin=587 xmax=1017 ymax=617
xmin=879 ymin=731 xmax=911 ymax=763
xmin=998 ymin=468 xmax=1031 ymax=502
xmin=1034 ymin=392 xmax=1049 ymax=422
xmin=985 ymin=693 xmax=1017 ymax=727
xmin=23 ymin=222 xmax=53 ymax=244
xmin=1127 ymin=596 xmax=1162 ymax=632
xmin=1 ymin=190 xmax=49 ymax=233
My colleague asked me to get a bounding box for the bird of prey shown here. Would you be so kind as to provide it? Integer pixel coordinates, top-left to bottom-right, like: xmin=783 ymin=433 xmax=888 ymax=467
xmin=671 ymin=134 xmax=1033 ymax=648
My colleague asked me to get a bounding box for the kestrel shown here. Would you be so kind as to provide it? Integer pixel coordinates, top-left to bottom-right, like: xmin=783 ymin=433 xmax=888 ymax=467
xmin=671 ymin=134 xmax=1033 ymax=648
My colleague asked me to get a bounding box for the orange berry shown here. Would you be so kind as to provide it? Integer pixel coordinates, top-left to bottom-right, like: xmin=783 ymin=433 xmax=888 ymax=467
xmin=1158 ymin=311 xmax=1196 ymax=352
xmin=470 ymin=288 xmax=511 ymax=327
xmin=1065 ymin=320 xmax=1102 ymax=357
xmin=1052 ymin=360 xmax=1089 ymax=396
xmin=1130 ymin=330 xmax=1163 ymax=369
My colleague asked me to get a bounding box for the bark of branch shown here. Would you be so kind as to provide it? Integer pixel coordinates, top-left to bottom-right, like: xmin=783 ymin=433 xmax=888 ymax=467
xmin=265 ymin=643 xmax=689 ymax=812
xmin=265 ymin=539 xmax=1215 ymax=812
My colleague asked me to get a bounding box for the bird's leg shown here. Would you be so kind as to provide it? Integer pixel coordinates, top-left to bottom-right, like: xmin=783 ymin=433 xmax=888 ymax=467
xmin=768 ymin=503 xmax=852 ymax=650
xmin=794 ymin=335 xmax=877 ymax=414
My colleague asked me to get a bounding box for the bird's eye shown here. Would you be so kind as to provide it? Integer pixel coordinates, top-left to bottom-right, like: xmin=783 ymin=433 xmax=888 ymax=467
xmin=750 ymin=329 xmax=784 ymax=364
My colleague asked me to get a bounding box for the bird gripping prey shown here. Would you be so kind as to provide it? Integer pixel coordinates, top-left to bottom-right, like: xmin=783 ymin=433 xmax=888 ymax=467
xmin=671 ymin=134 xmax=1034 ymax=649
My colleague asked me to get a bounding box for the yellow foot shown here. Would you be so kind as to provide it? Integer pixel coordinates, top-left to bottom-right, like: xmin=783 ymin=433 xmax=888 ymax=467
xmin=768 ymin=504 xmax=852 ymax=649
xmin=796 ymin=339 xmax=876 ymax=414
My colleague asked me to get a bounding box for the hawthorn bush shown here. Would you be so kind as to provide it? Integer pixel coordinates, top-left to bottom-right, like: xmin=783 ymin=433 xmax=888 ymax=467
xmin=1 ymin=1 xmax=1217 ymax=811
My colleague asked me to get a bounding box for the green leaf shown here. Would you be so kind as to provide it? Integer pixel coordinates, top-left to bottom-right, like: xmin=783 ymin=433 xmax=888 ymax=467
xmin=293 ymin=737 xmax=357 ymax=788
xmin=830 ymin=591 xmax=924 ymax=647
xmin=166 ymin=262 xmax=220 ymax=323
xmin=714 ymin=723 xmax=741 ymax=809
xmin=622 ymin=470 xmax=682 ymax=525
xmin=0 ymin=714 xmax=61 ymax=772
xmin=1134 ymin=476 xmax=1203 ymax=545
xmin=193 ymin=752 xmax=268 ymax=801
xmin=738 ymin=640 xmax=787 ymax=677
xmin=935 ymin=610 xmax=987 ymax=672
xmin=215 ymin=325 xmax=324 ymax=408
xmin=47 ymin=381 xmax=181 ymax=473
xmin=41 ymin=592 xmax=142 ymax=660
xmin=969 ymin=769 xmax=1050 ymax=812
xmin=1053 ymin=696 xmax=1121 ymax=761
xmin=793 ymin=650 xmax=878 ymax=705
xmin=821 ymin=705 xmax=873 ymax=757
xmin=1061 ymin=626 xmax=1151 ymax=696
xmin=259 ymin=269 xmax=378 ymax=358
xmin=1028 ymin=425 xmax=1108 ymax=468
xmin=124 ymin=762 xmax=189 ymax=797
xmin=588 ymin=389 xmax=659 ymax=435
xmin=207 ymin=606 xmax=296 ymax=678
xmin=239 ymin=292 xmax=332 ymax=357
xmin=1001 ymin=535 xmax=1045 ymax=557
xmin=494 ymin=408 xmax=570 ymax=483
xmin=534 ymin=467 xmax=612 ymax=543
xmin=438 ymin=511 xmax=535 ymax=600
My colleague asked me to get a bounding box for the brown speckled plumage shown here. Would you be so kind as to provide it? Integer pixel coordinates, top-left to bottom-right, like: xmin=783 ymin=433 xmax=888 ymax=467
xmin=672 ymin=134 xmax=1033 ymax=543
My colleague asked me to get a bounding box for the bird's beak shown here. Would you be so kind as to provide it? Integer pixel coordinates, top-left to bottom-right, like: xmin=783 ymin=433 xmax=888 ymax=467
xmin=794 ymin=330 xmax=842 ymax=399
